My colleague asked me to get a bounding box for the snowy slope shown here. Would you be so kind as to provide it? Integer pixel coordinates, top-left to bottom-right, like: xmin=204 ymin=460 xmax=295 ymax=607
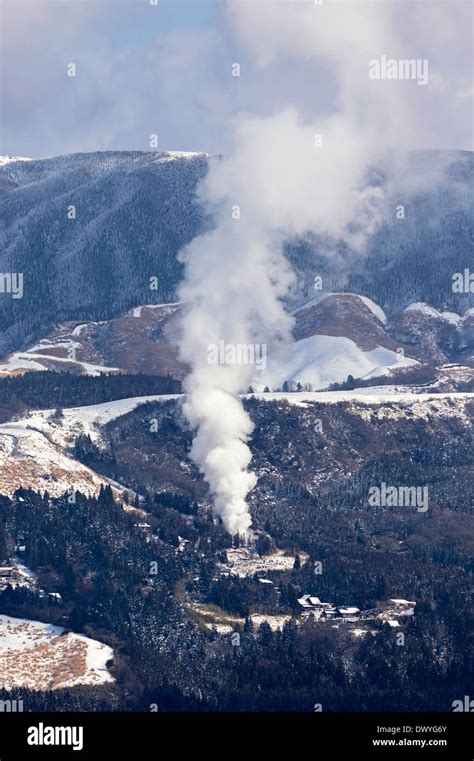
xmin=248 ymin=389 xmax=474 ymax=407
xmin=19 ymin=394 xmax=180 ymax=449
xmin=257 ymin=335 xmax=418 ymax=391
xmin=0 ymin=422 xmax=117 ymax=497
xmin=403 ymin=302 xmax=469 ymax=326
xmin=0 ymin=395 xmax=179 ymax=498
xmin=293 ymin=293 xmax=387 ymax=324
xmin=0 ymin=302 xmax=182 ymax=378
xmin=405 ymin=302 xmax=448 ymax=318
xmin=0 ymin=614 xmax=113 ymax=690
xmin=0 ymin=156 xmax=32 ymax=166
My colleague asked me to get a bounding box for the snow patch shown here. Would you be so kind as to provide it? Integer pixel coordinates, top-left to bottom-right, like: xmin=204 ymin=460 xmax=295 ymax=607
xmin=404 ymin=302 xmax=440 ymax=317
xmin=0 ymin=156 xmax=32 ymax=166
xmin=155 ymin=151 xmax=206 ymax=164
xmin=440 ymin=311 xmax=462 ymax=326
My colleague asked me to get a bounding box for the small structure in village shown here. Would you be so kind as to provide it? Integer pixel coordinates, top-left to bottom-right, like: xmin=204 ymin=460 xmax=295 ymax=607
xmin=298 ymin=594 xmax=416 ymax=624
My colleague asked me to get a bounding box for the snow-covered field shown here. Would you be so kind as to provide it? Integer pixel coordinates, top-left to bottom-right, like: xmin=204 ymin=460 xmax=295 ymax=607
xmin=0 ymin=615 xmax=113 ymax=690
xmin=224 ymin=548 xmax=298 ymax=577
xmin=191 ymin=604 xmax=292 ymax=634
xmin=249 ymin=389 xmax=474 ymax=405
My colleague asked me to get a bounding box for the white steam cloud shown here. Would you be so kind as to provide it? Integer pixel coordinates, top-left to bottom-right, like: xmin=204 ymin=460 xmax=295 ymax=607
xmin=178 ymin=1 xmax=423 ymax=535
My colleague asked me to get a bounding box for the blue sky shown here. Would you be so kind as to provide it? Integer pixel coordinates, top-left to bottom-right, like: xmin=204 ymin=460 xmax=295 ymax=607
xmin=95 ymin=1 xmax=220 ymax=50
xmin=1 ymin=0 xmax=472 ymax=157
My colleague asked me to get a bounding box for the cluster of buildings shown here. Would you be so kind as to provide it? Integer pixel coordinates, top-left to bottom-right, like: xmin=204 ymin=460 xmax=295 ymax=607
xmin=298 ymin=594 xmax=416 ymax=624
xmin=0 ymin=561 xmax=62 ymax=604
xmin=298 ymin=595 xmax=361 ymax=622
xmin=0 ymin=564 xmax=33 ymax=593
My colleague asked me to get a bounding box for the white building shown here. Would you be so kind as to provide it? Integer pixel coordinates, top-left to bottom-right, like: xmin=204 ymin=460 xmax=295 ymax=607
xmin=338 ymin=607 xmax=361 ymax=619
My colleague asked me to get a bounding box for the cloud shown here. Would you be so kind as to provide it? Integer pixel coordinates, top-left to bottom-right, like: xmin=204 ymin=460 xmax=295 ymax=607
xmin=1 ymin=0 xmax=471 ymax=156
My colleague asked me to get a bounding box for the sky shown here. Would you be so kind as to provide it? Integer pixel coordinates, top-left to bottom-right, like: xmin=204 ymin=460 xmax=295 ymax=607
xmin=0 ymin=0 xmax=472 ymax=158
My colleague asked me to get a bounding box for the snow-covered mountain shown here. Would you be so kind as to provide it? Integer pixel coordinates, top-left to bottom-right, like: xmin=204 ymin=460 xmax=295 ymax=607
xmin=0 ymin=151 xmax=208 ymax=355
xmin=0 ymin=149 xmax=472 ymax=356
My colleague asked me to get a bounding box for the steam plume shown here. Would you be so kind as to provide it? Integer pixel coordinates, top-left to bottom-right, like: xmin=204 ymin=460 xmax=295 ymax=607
xmin=178 ymin=1 xmax=418 ymax=535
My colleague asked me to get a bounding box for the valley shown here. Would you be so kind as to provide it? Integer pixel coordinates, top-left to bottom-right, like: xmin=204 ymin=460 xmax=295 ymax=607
xmin=0 ymin=374 xmax=471 ymax=707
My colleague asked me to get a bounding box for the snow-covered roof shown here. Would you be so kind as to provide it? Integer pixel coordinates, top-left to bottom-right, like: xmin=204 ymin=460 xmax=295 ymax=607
xmin=338 ymin=607 xmax=360 ymax=615
xmin=388 ymin=598 xmax=416 ymax=606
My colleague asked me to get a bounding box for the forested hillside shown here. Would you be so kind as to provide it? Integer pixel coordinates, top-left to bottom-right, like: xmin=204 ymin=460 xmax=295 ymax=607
xmin=0 ymin=150 xmax=472 ymax=355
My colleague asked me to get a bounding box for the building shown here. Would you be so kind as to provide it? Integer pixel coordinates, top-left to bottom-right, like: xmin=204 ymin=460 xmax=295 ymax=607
xmin=322 ymin=605 xmax=338 ymax=618
xmin=386 ymin=599 xmax=416 ymax=616
xmin=48 ymin=592 xmax=63 ymax=605
xmin=388 ymin=598 xmax=416 ymax=608
xmin=297 ymin=594 xmax=314 ymax=610
xmin=338 ymin=607 xmax=361 ymax=620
